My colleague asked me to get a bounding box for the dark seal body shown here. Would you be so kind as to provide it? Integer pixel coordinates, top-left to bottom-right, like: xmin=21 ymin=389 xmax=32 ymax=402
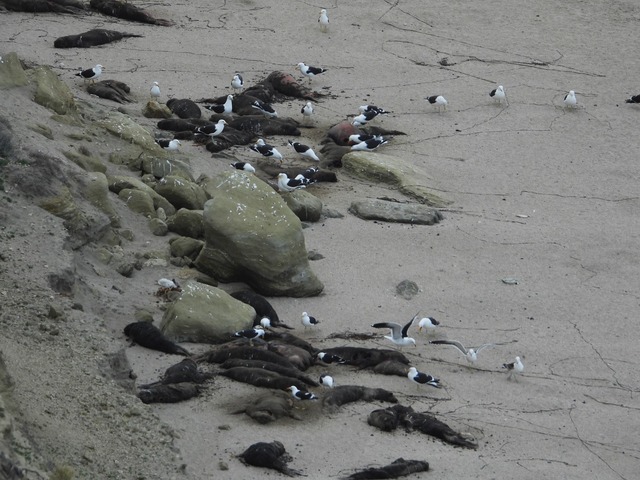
xmin=124 ymin=321 xmax=190 ymax=356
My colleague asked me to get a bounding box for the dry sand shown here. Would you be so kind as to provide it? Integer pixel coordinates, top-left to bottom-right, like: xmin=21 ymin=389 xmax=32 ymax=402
xmin=1 ymin=0 xmax=639 ymax=479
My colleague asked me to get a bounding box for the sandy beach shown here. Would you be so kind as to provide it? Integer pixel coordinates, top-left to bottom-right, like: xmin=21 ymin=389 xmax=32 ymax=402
xmin=1 ymin=0 xmax=639 ymax=479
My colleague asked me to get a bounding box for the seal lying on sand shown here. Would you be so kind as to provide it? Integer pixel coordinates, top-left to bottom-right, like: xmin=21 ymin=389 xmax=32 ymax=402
xmin=221 ymin=358 xmax=318 ymax=387
xmin=124 ymin=321 xmax=190 ymax=356
xmin=198 ymin=346 xmax=296 ymax=369
xmin=239 ymin=441 xmax=301 ymax=477
xmin=318 ymin=347 xmax=410 ymax=369
xmin=345 ymin=458 xmax=430 ymax=479
xmin=232 ymin=390 xmax=302 ymax=424
xmin=139 ymin=358 xmax=212 ymax=388
xmin=372 ymin=359 xmax=411 ymax=377
xmin=230 ymin=290 xmax=292 ymax=329
xmin=322 ymin=385 xmax=398 ymax=411
xmin=54 ymin=29 xmax=142 ymax=48
xmin=137 ymin=382 xmax=201 ymax=404
xmin=267 ymin=343 xmax=313 ymax=371
xmin=87 ymin=80 xmax=134 ymax=104
xmin=89 ymin=0 xmax=174 ymax=26
xmin=166 ymin=98 xmax=201 ymax=119
xmin=264 ymin=331 xmax=316 ymax=354
xmin=219 ymin=366 xmax=307 ymax=391
xmin=2 ymin=0 xmax=85 ymax=13
xmin=368 ymin=404 xmax=478 ymax=449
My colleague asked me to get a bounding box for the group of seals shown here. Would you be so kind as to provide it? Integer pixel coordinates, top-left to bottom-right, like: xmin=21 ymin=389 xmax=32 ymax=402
xmin=87 ymin=80 xmax=135 ymax=104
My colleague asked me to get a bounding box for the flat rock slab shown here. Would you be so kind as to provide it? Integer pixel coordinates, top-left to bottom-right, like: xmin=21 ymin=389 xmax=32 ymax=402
xmin=349 ymin=198 xmax=443 ymax=225
xmin=342 ymin=151 xmax=450 ymax=207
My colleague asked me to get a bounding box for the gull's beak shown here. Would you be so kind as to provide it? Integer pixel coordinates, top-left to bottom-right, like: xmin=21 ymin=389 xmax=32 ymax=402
xmin=418 ymin=327 xmax=423 ymax=332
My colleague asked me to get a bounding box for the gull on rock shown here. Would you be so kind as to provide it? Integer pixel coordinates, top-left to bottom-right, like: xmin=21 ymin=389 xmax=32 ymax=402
xmin=76 ymin=64 xmax=102 ymax=83
xmin=502 ymin=356 xmax=524 ymax=380
xmin=429 ymin=339 xmax=494 ymax=364
xmin=288 ymin=140 xmax=320 ymax=161
xmin=348 ymin=133 xmax=383 ymax=144
xmin=425 ymin=95 xmax=448 ymax=113
xmin=407 ymin=367 xmax=441 ymax=389
xmin=287 ymin=385 xmax=318 ymax=401
xmin=277 ymin=173 xmax=307 ymax=192
xmin=371 ymin=315 xmax=416 ymax=348
xmin=157 ymin=139 xmax=181 ymax=151
xmin=157 ymin=278 xmax=179 ymax=289
xmin=563 ymin=90 xmax=577 ymax=109
xmin=230 ymin=162 xmax=255 ymax=173
xmin=318 ymin=9 xmax=329 ymax=32
xmin=150 ymin=81 xmax=161 ymax=100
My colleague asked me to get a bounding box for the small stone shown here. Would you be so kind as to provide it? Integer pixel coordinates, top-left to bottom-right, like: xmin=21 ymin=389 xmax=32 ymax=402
xmin=218 ymin=424 xmax=231 ymax=430
xmin=396 ymin=280 xmax=420 ymax=300
xmin=218 ymin=461 xmax=229 ymax=471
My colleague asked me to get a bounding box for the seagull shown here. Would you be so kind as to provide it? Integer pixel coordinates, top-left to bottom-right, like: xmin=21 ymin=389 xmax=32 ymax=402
xmin=297 ymin=62 xmax=327 ymax=82
xmin=371 ymin=316 xmax=416 ymax=348
xmin=204 ymin=94 xmax=234 ymax=115
xmin=251 ymin=99 xmax=278 ymax=118
xmin=76 ymin=64 xmax=103 ymax=83
xmin=563 ymin=90 xmax=577 ymax=109
xmin=489 ymin=85 xmax=507 ymax=105
xmin=231 ymin=73 xmax=244 ymax=93
xmin=429 ymin=339 xmax=494 ymax=364
xmin=318 ymin=8 xmax=329 ymax=32
xmin=407 ymin=367 xmax=441 ymax=389
xmin=359 ymin=105 xmax=390 ymax=115
xmin=350 ymin=137 xmax=388 ymax=151
xmin=417 ymin=316 xmax=440 ymax=334
xmin=195 ymin=119 xmax=226 ymax=138
xmin=287 ymin=385 xmax=318 ymax=401
xmin=301 ymin=312 xmax=319 ymax=328
xmin=301 ymin=101 xmax=314 ymax=123
xmin=299 ymin=166 xmax=319 ymax=180
xmin=502 ymin=356 xmax=524 ymax=380
xmin=625 ymin=94 xmax=640 ymax=104
xmin=230 ymin=162 xmax=255 ymax=173
xmin=348 ymin=133 xmax=383 ymax=144
xmin=315 ymin=352 xmax=346 ymax=364
xmin=157 ymin=139 xmax=181 ymax=151
xmin=157 ymin=278 xmax=179 ymax=289
xmin=150 ymin=81 xmax=161 ymax=100
xmin=288 ymin=140 xmax=320 ymax=161
xmin=319 ymin=374 xmax=334 ymax=388
xmin=277 ymin=173 xmax=307 ymax=192
xmin=233 ymin=326 xmax=265 ymax=345
xmin=250 ymin=139 xmax=283 ymax=163
xmin=352 ymin=110 xmax=379 ymax=126
xmin=426 ymin=95 xmax=448 ymax=113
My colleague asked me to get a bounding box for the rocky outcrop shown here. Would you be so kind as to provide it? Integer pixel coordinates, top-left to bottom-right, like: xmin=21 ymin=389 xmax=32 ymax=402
xmin=349 ymin=198 xmax=443 ymax=225
xmin=0 ymin=52 xmax=28 ymax=89
xmin=342 ymin=151 xmax=450 ymax=207
xmin=281 ymin=190 xmax=323 ymax=222
xmin=166 ymin=209 xmax=203 ymax=238
xmin=33 ymin=65 xmax=76 ymax=115
xmin=154 ymin=176 xmax=208 ymax=210
xmin=195 ymin=171 xmax=323 ymax=297
xmin=160 ymin=282 xmax=255 ymax=343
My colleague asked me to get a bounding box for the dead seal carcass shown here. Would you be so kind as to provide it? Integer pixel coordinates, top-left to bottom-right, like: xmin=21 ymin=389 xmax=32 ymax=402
xmin=137 ymin=382 xmax=201 ymax=404
xmin=239 ymin=441 xmax=301 ymax=476
xmin=124 ymin=321 xmax=190 ymax=356
xmin=233 ymin=390 xmax=301 ymax=424
xmin=345 ymin=458 xmax=429 ymax=480
xmin=322 ymin=385 xmax=398 ymax=411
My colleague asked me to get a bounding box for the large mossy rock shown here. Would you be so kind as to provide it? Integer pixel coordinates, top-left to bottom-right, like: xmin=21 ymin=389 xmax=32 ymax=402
xmin=342 ymin=151 xmax=450 ymax=207
xmin=281 ymin=190 xmax=323 ymax=222
xmin=160 ymin=282 xmax=254 ymax=343
xmin=33 ymin=66 xmax=76 ymax=115
xmin=154 ymin=175 xmax=208 ymax=210
xmin=195 ymin=171 xmax=324 ymax=297
xmin=166 ymin=209 xmax=204 ymax=239
xmin=0 ymin=52 xmax=29 ymax=89
xmin=107 ymin=175 xmax=176 ymax=215
xmin=349 ymin=198 xmax=443 ymax=225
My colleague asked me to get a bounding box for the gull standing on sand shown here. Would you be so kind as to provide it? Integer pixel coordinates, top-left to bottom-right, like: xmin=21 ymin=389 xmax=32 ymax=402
xmin=301 ymin=101 xmax=314 ymax=124
xmin=319 ymin=374 xmax=334 ymax=388
xmin=297 ymin=62 xmax=327 ymax=82
xmin=429 ymin=339 xmax=494 ymax=364
xmin=425 ymin=95 xmax=448 ymax=113
xmin=371 ymin=315 xmax=416 ymax=348
xmin=563 ymin=90 xmax=577 ymax=109
xmin=301 ymin=312 xmax=319 ymax=329
xmin=502 ymin=356 xmax=524 ymax=380
xmin=231 ymin=73 xmax=244 ymax=93
xmin=318 ymin=9 xmax=329 ymax=32
xmin=407 ymin=367 xmax=440 ymax=389
xmin=418 ymin=316 xmax=440 ymax=334
xmin=150 ymin=81 xmax=161 ymax=100
xmin=489 ymin=85 xmax=507 ymax=105
xmin=288 ymin=385 xmax=318 ymax=401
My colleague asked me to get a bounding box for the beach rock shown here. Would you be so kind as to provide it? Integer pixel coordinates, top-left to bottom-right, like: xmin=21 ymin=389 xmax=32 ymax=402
xmin=166 ymin=208 xmax=204 ymax=239
xmin=84 ymin=172 xmax=120 ymax=227
xmin=63 ymin=148 xmax=107 ymax=173
xmin=195 ymin=171 xmax=323 ymax=297
xmin=140 ymin=156 xmax=193 ymax=180
xmin=143 ymin=101 xmax=172 ymax=118
xmin=98 ymin=111 xmax=159 ymax=151
xmin=342 ymin=151 xmax=450 ymax=207
xmin=107 ymin=175 xmax=176 ymax=215
xmin=33 ymin=66 xmax=76 ymax=115
xmin=118 ymin=188 xmax=156 ymax=217
xmin=169 ymin=236 xmax=204 ymax=259
xmin=0 ymin=52 xmax=29 ymax=89
xmin=395 ymin=279 xmax=419 ymax=299
xmin=349 ymin=198 xmax=443 ymax=225
xmin=160 ymin=282 xmax=255 ymax=343
xmin=281 ymin=190 xmax=322 ymax=222
xmin=154 ymin=175 xmax=208 ymax=210
xmin=148 ymin=217 xmax=168 ymax=236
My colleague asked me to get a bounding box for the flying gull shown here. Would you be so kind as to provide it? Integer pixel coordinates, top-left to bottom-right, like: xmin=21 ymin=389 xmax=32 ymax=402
xmin=371 ymin=315 xmax=416 ymax=348
xmin=429 ymin=339 xmax=494 ymax=364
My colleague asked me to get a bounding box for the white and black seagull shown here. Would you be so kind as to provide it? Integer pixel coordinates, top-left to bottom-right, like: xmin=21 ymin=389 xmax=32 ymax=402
xmin=318 ymin=9 xmax=329 ymax=32
xmin=204 ymin=94 xmax=234 ymax=115
xmin=407 ymin=367 xmax=441 ymax=389
xmin=489 ymin=85 xmax=508 ymax=105
xmin=250 ymin=139 xmax=283 ymax=163
xmin=157 ymin=139 xmax=181 ymax=151
xmin=351 ymin=137 xmax=388 ymax=151
xmin=230 ymin=161 xmax=255 ymax=173
xmin=232 ymin=326 xmax=265 ymax=345
xmin=287 ymin=385 xmax=318 ymax=401
xmin=297 ymin=62 xmax=327 ymax=82
xmin=76 ymin=64 xmax=103 ymax=83
xmin=625 ymin=94 xmax=640 ymax=104
xmin=277 ymin=173 xmax=307 ymax=192
xmin=301 ymin=312 xmax=319 ymax=328
xmin=301 ymin=101 xmax=314 ymax=124
xmin=371 ymin=315 xmax=417 ymax=348
xmin=288 ymin=140 xmax=320 ymax=161
xmin=359 ymin=105 xmax=391 ymax=115
xmin=563 ymin=90 xmax=577 ymax=109
xmin=251 ymin=99 xmax=278 ymax=117
xmin=425 ymin=95 xmax=448 ymax=113
xmin=315 ymin=352 xmax=346 ymax=364
xmin=195 ymin=119 xmax=226 ymax=138
xmin=429 ymin=339 xmax=494 ymax=364
xmin=352 ymin=110 xmax=379 ymax=126
xmin=502 ymin=356 xmax=524 ymax=380
xmin=319 ymin=374 xmax=334 ymax=388
xmin=150 ymin=81 xmax=161 ymax=100
xmin=231 ymin=73 xmax=244 ymax=93
xmin=418 ymin=316 xmax=440 ymax=334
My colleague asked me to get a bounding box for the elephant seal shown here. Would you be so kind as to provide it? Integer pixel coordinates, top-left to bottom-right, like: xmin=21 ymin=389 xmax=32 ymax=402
xmin=54 ymin=29 xmax=142 ymax=48
xmin=345 ymin=458 xmax=429 ymax=480
xmin=233 ymin=390 xmax=302 ymax=424
xmin=267 ymin=343 xmax=313 ymax=371
xmin=138 ymin=382 xmax=201 ymax=404
xmin=139 ymin=358 xmax=212 ymax=388
xmin=321 ymin=385 xmax=398 ymax=411
xmin=368 ymin=404 xmax=478 ymax=449
xmin=318 ymin=347 xmax=409 ymax=369
xmin=239 ymin=441 xmax=301 ymax=476
xmin=166 ymin=98 xmax=201 ymax=119
xmin=2 ymin=0 xmax=85 ymax=13
xmin=219 ymin=367 xmax=307 ymax=391
xmin=89 ymin=0 xmax=173 ymax=26
xmin=372 ymin=359 xmax=411 ymax=377
xmin=124 ymin=321 xmax=190 ymax=356
xmin=221 ymin=358 xmax=319 ymax=387
xmin=87 ymin=80 xmax=134 ymax=104
xmin=230 ymin=290 xmax=293 ymax=329
xmin=198 ymin=346 xmax=296 ymax=370
xmin=264 ymin=331 xmax=316 ymax=354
